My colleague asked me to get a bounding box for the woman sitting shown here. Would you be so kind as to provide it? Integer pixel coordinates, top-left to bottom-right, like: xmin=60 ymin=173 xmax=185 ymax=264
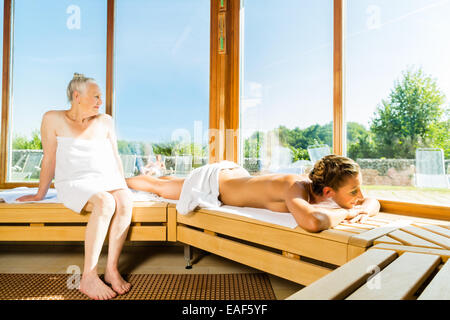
xmin=17 ymin=73 xmax=133 ymax=300
xmin=126 ymin=155 xmax=380 ymax=233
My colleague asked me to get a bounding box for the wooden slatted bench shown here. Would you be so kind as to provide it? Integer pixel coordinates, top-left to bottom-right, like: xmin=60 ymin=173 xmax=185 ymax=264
xmin=286 ymin=246 xmax=450 ymax=300
xmin=0 ymin=201 xmax=175 ymax=242
xmin=1 ymin=200 xmax=449 ymax=294
xmin=176 ymin=207 xmax=450 ymax=287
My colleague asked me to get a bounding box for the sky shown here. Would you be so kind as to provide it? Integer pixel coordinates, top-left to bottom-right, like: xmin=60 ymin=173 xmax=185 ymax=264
xmin=7 ymin=0 xmax=450 ymax=147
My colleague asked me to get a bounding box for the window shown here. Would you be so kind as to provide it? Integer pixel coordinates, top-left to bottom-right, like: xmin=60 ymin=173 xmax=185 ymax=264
xmin=345 ymin=0 xmax=450 ymax=206
xmin=239 ymin=0 xmax=333 ymax=176
xmin=8 ymin=0 xmax=107 ymax=182
xmin=114 ymin=0 xmax=210 ymax=178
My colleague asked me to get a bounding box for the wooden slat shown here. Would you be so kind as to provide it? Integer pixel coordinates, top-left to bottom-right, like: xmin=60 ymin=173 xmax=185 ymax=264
xmin=179 ymin=210 xmax=350 ymax=266
xmin=400 ymin=226 xmax=450 ymax=249
xmin=373 ymin=235 xmax=402 ymax=245
xmin=287 ymin=249 xmax=397 ymax=300
xmin=339 ymin=222 xmax=374 ymax=230
xmin=413 ymin=224 xmax=450 ymax=238
xmin=346 ymin=252 xmax=440 ymax=300
xmin=370 ymin=243 xmax=450 ymax=262
xmin=166 ymin=206 xmax=176 ymax=242
xmin=389 ymin=230 xmax=443 ymax=249
xmin=359 ymin=220 xmax=387 ymax=227
xmin=348 ymin=226 xmax=400 ymax=248
xmin=0 ymin=202 xmax=167 ymax=223
xmin=333 ymin=225 xmax=365 ymax=234
xmin=177 ymin=225 xmax=332 ymax=286
xmin=379 ymin=200 xmax=450 ymax=221
xmin=0 ymin=225 xmax=166 ymax=241
xmin=0 ymin=226 xmax=87 ymax=241
xmin=418 ymin=259 xmax=450 ymax=300
xmin=376 ymin=212 xmax=450 ymax=226
xmin=126 ymin=226 xmax=166 ymax=241
xmin=367 ymin=217 xmax=394 ymax=224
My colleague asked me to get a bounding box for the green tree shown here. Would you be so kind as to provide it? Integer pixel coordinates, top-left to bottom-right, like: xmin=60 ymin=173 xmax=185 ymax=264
xmin=346 ymin=122 xmax=377 ymax=159
xmin=370 ymin=68 xmax=447 ymax=158
xmin=12 ymin=130 xmax=42 ymax=150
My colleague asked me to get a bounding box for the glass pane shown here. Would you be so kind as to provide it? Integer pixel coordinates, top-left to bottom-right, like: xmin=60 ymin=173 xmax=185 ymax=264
xmin=345 ymin=0 xmax=450 ymax=206
xmin=9 ymin=0 xmax=107 ymax=182
xmin=239 ymin=0 xmax=333 ymax=176
xmin=115 ymin=0 xmax=210 ymax=178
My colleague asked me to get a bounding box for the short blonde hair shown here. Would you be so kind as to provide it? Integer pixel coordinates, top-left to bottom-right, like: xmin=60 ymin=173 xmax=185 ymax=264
xmin=308 ymin=154 xmax=360 ymax=195
xmin=66 ymin=73 xmax=97 ymax=102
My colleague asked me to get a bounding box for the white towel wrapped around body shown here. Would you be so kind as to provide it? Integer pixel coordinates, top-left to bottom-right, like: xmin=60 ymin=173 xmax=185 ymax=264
xmin=54 ymin=137 xmax=128 ymax=213
xmin=176 ymin=161 xmax=247 ymax=214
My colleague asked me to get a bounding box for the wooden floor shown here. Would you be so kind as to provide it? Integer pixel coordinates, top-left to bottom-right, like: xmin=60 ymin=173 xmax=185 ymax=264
xmin=0 ymin=242 xmax=303 ymax=300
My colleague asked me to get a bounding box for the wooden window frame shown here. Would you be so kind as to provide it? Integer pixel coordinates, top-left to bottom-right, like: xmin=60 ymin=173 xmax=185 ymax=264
xmin=0 ymin=0 xmax=447 ymax=219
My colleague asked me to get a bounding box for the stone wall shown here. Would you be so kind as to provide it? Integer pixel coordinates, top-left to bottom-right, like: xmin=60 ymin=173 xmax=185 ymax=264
xmin=357 ymin=159 xmax=416 ymax=186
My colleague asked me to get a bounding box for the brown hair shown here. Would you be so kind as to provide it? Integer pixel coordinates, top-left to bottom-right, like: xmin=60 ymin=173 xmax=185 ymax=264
xmin=308 ymin=154 xmax=360 ymax=195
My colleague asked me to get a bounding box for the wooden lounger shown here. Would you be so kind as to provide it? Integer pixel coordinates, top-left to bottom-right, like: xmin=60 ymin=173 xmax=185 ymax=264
xmin=176 ymin=207 xmax=450 ymax=286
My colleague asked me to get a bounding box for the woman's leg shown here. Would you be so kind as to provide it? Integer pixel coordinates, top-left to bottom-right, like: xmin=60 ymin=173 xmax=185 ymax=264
xmin=126 ymin=175 xmax=184 ymax=199
xmin=104 ymin=188 xmax=133 ymax=294
xmin=79 ymin=191 xmax=117 ymax=300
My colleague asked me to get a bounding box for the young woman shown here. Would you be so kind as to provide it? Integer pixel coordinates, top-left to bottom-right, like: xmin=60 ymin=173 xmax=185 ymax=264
xmin=126 ymin=155 xmax=380 ymax=233
xmin=17 ymin=73 xmax=133 ymax=300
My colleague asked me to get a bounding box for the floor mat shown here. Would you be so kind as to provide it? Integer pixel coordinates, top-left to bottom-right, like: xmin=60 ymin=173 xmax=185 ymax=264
xmin=0 ymin=273 xmax=276 ymax=300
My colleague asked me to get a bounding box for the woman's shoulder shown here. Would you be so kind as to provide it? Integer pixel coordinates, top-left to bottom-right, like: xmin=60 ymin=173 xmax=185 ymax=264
xmin=96 ymin=113 xmax=113 ymax=123
xmin=43 ymin=110 xmax=64 ymax=118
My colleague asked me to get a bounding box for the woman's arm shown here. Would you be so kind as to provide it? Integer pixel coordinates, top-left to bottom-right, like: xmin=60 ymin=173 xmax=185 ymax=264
xmin=17 ymin=112 xmax=57 ymax=201
xmin=105 ymin=115 xmax=125 ymax=178
xmin=285 ymin=183 xmax=351 ymax=232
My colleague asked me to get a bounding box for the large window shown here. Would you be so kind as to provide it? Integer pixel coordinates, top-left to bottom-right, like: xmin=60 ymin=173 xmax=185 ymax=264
xmin=114 ymin=0 xmax=210 ymax=178
xmin=345 ymin=0 xmax=450 ymax=206
xmin=239 ymin=0 xmax=333 ymax=175
xmin=8 ymin=0 xmax=107 ymax=182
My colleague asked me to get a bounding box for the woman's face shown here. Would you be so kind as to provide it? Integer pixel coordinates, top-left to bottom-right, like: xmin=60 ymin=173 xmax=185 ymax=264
xmin=330 ymin=174 xmax=364 ymax=209
xmin=78 ymin=83 xmax=102 ymax=116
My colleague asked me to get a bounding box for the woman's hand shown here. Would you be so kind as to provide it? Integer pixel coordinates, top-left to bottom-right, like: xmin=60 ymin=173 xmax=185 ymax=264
xmin=345 ymin=207 xmax=370 ymax=223
xmin=16 ymin=194 xmax=43 ymax=202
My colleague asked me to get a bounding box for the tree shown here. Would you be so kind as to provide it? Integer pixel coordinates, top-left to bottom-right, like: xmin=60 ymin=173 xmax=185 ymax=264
xmin=12 ymin=130 xmax=42 ymax=150
xmin=346 ymin=122 xmax=377 ymax=160
xmin=370 ymin=68 xmax=447 ymax=159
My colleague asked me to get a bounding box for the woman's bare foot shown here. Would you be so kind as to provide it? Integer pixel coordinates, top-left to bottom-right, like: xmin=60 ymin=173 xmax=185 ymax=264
xmin=104 ymin=268 xmax=131 ymax=295
xmin=79 ymin=272 xmax=117 ymax=300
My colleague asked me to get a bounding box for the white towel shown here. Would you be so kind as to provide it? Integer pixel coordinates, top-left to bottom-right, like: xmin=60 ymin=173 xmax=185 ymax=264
xmin=202 ymin=205 xmax=298 ymax=229
xmin=176 ymin=161 xmax=241 ymax=215
xmin=0 ymin=187 xmax=59 ymax=203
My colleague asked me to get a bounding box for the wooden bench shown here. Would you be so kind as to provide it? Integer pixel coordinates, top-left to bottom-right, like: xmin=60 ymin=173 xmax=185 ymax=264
xmin=176 ymin=207 xmax=450 ymax=286
xmin=286 ymin=246 xmax=450 ymax=300
xmin=1 ymin=201 xmax=449 ymax=291
xmin=0 ymin=202 xmax=173 ymax=242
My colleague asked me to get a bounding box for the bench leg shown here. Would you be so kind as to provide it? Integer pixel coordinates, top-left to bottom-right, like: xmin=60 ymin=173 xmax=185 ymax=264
xmin=184 ymin=244 xmax=193 ymax=269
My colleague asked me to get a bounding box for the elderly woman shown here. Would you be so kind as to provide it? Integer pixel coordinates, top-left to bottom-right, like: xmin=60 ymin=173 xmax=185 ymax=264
xmin=17 ymin=73 xmax=133 ymax=300
xmin=126 ymin=155 xmax=380 ymax=233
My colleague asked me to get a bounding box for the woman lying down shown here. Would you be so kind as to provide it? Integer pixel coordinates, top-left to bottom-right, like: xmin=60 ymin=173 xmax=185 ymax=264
xmin=126 ymin=154 xmax=380 ymax=233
